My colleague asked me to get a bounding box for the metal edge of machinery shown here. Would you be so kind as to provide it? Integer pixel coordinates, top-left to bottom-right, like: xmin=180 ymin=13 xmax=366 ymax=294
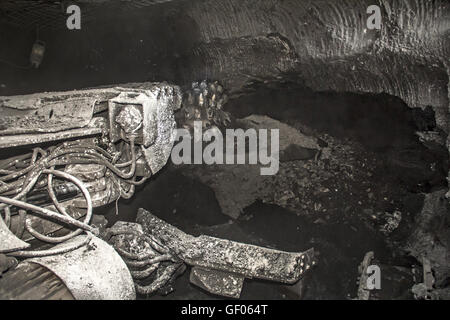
xmin=27 ymin=235 xmax=136 ymax=300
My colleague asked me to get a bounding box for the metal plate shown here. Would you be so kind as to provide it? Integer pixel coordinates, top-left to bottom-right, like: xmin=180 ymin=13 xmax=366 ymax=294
xmin=0 ymin=96 xmax=96 ymax=135
xmin=29 ymin=235 xmax=136 ymax=300
xmin=142 ymin=85 xmax=181 ymax=174
xmin=190 ymin=267 xmax=244 ymax=299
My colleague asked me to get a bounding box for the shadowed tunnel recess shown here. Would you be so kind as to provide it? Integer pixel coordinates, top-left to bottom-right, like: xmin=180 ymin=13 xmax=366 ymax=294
xmin=97 ymin=83 xmax=448 ymax=299
xmin=0 ymin=0 xmax=449 ymax=300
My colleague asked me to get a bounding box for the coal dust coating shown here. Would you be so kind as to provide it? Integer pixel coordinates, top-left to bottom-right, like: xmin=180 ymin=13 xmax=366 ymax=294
xmin=0 ymin=0 xmax=449 ymax=302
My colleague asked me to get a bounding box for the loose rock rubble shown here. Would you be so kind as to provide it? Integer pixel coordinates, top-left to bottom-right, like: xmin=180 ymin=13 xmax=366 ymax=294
xmin=179 ymin=115 xmax=408 ymax=231
xmin=170 ymin=113 xmax=449 ymax=300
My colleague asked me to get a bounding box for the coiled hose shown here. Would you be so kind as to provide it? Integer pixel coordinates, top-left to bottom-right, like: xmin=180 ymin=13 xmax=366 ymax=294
xmin=0 ymin=138 xmax=144 ymax=258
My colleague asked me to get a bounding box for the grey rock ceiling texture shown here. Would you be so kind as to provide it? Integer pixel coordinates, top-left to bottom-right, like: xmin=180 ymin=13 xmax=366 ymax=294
xmin=1 ymin=0 xmax=449 ymax=184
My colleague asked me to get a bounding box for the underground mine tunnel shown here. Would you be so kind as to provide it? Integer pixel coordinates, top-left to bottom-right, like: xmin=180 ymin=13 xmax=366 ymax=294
xmin=0 ymin=0 xmax=449 ymax=301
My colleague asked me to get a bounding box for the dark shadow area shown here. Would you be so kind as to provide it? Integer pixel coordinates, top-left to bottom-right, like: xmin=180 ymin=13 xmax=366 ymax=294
xmin=0 ymin=3 xmax=201 ymax=95
xmin=226 ymin=83 xmax=448 ymax=192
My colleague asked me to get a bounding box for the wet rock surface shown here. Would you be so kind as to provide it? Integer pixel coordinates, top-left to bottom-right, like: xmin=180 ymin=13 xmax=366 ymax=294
xmin=405 ymin=190 xmax=450 ymax=288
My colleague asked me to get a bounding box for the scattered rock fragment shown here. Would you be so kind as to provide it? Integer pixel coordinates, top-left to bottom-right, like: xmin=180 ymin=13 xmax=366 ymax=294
xmin=406 ymin=190 xmax=450 ymax=287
